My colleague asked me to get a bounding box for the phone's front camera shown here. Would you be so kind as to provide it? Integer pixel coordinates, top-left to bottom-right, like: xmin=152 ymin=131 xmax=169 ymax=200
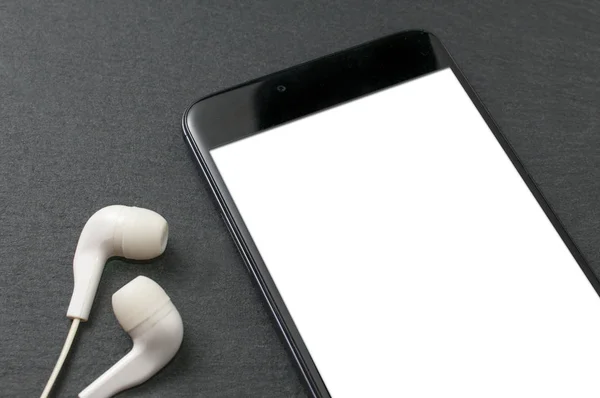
xmin=276 ymin=85 xmax=287 ymax=92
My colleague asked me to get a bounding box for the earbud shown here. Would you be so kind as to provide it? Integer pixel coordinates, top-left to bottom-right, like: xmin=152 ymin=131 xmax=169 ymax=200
xmin=67 ymin=205 xmax=168 ymax=321
xmin=79 ymin=276 xmax=184 ymax=398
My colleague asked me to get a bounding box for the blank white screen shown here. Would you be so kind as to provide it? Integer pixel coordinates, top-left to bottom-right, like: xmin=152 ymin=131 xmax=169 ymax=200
xmin=211 ymin=69 xmax=600 ymax=397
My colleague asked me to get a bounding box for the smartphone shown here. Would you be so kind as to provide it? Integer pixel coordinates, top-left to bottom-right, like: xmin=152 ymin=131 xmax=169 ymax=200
xmin=182 ymin=30 xmax=600 ymax=397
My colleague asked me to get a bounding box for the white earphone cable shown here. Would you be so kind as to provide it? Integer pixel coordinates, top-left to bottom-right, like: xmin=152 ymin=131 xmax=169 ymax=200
xmin=40 ymin=318 xmax=81 ymax=398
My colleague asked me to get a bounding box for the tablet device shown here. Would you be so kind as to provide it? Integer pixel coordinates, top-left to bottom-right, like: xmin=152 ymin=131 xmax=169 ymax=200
xmin=183 ymin=30 xmax=600 ymax=397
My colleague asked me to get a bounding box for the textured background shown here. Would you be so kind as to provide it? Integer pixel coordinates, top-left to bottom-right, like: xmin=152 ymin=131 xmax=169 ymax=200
xmin=1 ymin=1 xmax=599 ymax=397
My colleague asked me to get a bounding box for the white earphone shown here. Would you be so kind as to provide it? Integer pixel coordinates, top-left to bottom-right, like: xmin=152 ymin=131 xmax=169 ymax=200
xmin=68 ymin=205 xmax=169 ymax=321
xmin=79 ymin=276 xmax=184 ymax=398
xmin=40 ymin=205 xmax=182 ymax=398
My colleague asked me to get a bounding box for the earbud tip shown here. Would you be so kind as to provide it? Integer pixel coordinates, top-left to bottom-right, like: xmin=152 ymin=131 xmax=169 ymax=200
xmin=121 ymin=207 xmax=168 ymax=260
xmin=112 ymin=276 xmax=171 ymax=332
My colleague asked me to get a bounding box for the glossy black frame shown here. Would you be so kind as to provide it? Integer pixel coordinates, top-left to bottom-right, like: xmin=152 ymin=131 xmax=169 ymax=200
xmin=182 ymin=30 xmax=600 ymax=397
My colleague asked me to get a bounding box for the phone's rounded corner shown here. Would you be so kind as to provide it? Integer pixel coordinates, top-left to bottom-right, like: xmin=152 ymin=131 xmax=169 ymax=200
xmin=420 ymin=29 xmax=440 ymax=41
xmin=424 ymin=31 xmax=448 ymax=53
xmin=181 ymin=98 xmax=201 ymax=139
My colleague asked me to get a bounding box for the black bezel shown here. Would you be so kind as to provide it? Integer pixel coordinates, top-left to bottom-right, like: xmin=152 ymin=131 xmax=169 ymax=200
xmin=182 ymin=30 xmax=600 ymax=397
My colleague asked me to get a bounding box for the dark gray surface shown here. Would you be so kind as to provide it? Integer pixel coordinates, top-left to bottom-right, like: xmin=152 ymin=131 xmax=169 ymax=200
xmin=1 ymin=0 xmax=599 ymax=397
